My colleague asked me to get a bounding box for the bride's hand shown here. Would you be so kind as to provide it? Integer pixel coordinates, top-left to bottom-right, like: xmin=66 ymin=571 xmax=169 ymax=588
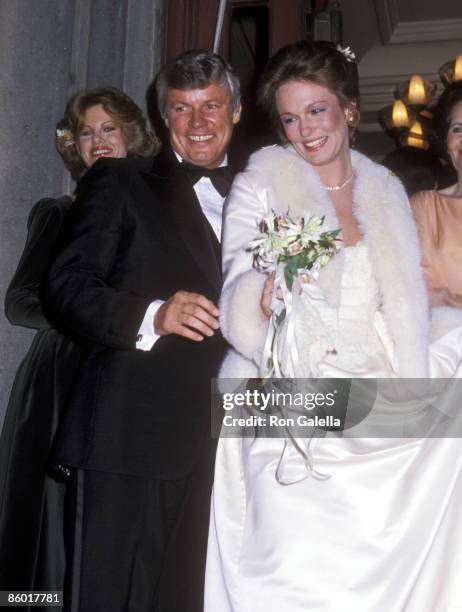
xmin=260 ymin=270 xmax=314 ymax=319
xmin=298 ymin=272 xmax=311 ymax=285
xmin=260 ymin=272 xmax=284 ymax=319
xmin=260 ymin=272 xmax=274 ymax=319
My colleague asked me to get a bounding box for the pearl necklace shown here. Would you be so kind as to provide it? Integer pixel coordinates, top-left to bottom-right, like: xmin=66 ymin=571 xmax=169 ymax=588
xmin=323 ymin=172 xmax=354 ymax=192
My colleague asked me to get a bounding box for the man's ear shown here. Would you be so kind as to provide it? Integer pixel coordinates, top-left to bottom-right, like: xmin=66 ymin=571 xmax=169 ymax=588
xmin=233 ymin=104 xmax=242 ymax=125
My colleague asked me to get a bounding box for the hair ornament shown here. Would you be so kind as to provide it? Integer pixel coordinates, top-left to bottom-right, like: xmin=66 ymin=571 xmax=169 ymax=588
xmin=56 ymin=127 xmax=75 ymax=147
xmin=336 ymin=45 xmax=356 ymax=63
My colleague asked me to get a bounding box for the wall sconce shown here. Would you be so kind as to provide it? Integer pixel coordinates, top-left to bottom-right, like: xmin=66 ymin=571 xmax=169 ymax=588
xmin=408 ymin=75 xmax=426 ymax=105
xmin=379 ymin=102 xmax=415 ymax=148
xmin=439 ymin=55 xmax=462 ymax=86
xmin=380 ymin=54 xmax=461 ymax=150
xmin=407 ymin=120 xmax=427 ymax=149
xmin=395 ymin=75 xmax=436 ymax=110
xmin=391 ymin=100 xmax=410 ymax=128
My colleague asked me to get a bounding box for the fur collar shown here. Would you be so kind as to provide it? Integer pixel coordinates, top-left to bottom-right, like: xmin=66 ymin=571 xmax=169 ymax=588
xmin=240 ymin=145 xmax=429 ymax=376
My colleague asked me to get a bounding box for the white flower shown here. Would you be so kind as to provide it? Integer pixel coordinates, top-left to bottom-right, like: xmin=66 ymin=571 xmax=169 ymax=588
xmin=247 ymin=210 xmax=340 ymax=277
xmin=317 ymin=253 xmax=332 ymax=268
xmin=300 ymin=215 xmax=324 ymax=244
xmin=56 ymin=128 xmax=75 ymax=146
xmin=288 ymin=242 xmax=304 ymax=256
xmin=249 ymin=209 xmax=341 ymax=377
xmin=336 ymin=45 xmax=356 ymax=63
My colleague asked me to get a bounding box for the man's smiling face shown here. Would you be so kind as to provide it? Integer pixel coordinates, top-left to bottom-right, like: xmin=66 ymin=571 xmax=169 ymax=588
xmin=164 ymin=82 xmax=241 ymax=169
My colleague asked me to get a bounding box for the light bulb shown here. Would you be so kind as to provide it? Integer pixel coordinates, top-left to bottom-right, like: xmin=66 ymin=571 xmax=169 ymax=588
xmin=391 ymin=100 xmax=409 ymax=128
xmin=408 ymin=75 xmax=426 ymax=105
xmin=454 ymin=55 xmax=462 ymax=82
xmin=407 ymin=121 xmax=425 ymax=148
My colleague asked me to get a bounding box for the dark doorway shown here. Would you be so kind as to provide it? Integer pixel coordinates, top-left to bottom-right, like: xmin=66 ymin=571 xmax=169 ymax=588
xmin=228 ymin=4 xmax=274 ymax=169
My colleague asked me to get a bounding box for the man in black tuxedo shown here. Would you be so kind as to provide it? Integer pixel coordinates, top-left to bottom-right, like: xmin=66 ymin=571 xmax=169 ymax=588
xmin=46 ymin=50 xmax=241 ymax=612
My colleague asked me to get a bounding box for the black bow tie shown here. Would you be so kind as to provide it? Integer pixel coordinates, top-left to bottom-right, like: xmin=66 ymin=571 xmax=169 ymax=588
xmin=182 ymin=162 xmax=232 ymax=197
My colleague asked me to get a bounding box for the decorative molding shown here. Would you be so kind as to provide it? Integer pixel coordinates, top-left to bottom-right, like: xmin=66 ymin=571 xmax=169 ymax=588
xmin=358 ymin=38 xmax=462 ymax=120
xmin=375 ymin=0 xmax=462 ymax=44
xmin=360 ymin=72 xmax=438 ymax=112
xmin=388 ymin=18 xmax=462 ymax=44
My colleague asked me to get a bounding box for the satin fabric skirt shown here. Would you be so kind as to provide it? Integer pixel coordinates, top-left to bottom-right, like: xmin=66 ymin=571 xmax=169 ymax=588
xmin=205 ymin=327 xmax=462 ymax=612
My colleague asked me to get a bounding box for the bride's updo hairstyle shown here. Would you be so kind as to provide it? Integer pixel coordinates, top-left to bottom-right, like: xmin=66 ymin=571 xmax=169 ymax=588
xmin=257 ymin=40 xmax=360 ymax=142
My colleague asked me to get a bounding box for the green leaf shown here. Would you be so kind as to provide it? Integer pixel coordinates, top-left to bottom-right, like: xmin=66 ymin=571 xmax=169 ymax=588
xmin=276 ymin=309 xmax=286 ymax=327
xmin=284 ymin=265 xmax=294 ymax=290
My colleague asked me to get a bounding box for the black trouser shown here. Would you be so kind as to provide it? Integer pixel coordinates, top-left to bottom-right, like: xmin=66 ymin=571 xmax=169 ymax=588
xmin=64 ymin=446 xmax=215 ymax=612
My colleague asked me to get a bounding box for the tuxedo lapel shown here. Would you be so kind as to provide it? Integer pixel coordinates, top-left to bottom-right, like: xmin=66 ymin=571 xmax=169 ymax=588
xmin=141 ymin=150 xmax=222 ymax=293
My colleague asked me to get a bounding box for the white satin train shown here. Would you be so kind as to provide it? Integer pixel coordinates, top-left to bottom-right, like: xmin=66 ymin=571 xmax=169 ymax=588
xmin=205 ymin=325 xmax=462 ymax=612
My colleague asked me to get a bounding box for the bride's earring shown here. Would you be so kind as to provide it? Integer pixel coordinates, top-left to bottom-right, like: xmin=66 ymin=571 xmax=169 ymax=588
xmin=345 ymin=106 xmax=359 ymax=127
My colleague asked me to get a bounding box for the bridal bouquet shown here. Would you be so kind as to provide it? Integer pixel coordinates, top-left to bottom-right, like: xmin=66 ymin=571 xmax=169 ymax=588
xmin=247 ymin=210 xmax=341 ymax=376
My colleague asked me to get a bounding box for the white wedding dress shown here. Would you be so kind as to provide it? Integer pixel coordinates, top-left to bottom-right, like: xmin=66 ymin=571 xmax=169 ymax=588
xmin=205 ymin=244 xmax=462 ymax=612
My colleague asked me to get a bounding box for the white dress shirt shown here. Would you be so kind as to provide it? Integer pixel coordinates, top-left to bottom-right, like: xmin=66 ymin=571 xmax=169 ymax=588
xmin=136 ymin=154 xmax=227 ymax=351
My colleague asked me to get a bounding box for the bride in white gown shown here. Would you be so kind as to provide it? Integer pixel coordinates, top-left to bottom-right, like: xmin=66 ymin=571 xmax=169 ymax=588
xmin=205 ymin=41 xmax=462 ymax=612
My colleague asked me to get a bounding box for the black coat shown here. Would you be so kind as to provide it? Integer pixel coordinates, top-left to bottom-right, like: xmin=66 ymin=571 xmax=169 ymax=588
xmin=0 ymin=196 xmax=82 ymax=596
xmin=46 ymin=151 xmax=227 ymax=480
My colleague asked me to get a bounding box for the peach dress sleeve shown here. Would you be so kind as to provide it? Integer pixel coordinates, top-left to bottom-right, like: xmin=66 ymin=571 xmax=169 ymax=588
xmin=411 ymin=189 xmax=462 ymax=307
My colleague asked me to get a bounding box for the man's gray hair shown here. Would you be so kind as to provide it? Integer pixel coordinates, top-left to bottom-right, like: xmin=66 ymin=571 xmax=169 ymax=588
xmin=156 ymin=49 xmax=241 ymax=117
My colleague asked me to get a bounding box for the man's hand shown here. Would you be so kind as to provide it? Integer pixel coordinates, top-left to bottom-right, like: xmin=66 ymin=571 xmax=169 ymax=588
xmin=154 ymin=291 xmax=219 ymax=341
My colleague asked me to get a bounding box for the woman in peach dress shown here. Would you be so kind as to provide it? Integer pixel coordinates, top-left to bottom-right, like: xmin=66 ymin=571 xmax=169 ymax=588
xmin=411 ymin=82 xmax=462 ymax=308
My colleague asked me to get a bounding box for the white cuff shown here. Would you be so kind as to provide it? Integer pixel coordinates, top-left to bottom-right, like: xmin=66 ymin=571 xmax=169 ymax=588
xmin=136 ymin=300 xmax=164 ymax=351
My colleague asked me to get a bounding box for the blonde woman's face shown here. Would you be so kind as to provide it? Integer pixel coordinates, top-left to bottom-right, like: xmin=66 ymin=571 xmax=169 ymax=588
xmin=77 ymin=104 xmax=128 ymax=167
xmin=447 ymin=101 xmax=462 ymax=176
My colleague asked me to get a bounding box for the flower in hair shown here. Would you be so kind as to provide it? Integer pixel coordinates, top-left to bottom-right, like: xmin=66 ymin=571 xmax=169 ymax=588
xmin=336 ymin=45 xmax=356 ymax=63
xmin=56 ymin=128 xmax=75 ymax=147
